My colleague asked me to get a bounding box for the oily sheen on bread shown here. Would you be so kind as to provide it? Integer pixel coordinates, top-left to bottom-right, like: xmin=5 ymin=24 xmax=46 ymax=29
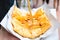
xmin=11 ymin=6 xmax=51 ymax=39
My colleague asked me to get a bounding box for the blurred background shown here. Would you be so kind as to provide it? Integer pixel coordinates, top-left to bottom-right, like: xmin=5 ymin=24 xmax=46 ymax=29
xmin=16 ymin=0 xmax=59 ymax=10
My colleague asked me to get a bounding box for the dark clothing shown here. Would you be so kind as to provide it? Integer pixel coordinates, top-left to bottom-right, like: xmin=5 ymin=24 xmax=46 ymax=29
xmin=0 ymin=0 xmax=14 ymax=22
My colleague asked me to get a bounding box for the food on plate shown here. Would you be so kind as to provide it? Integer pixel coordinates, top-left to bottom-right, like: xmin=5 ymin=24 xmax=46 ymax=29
xmin=11 ymin=6 xmax=51 ymax=39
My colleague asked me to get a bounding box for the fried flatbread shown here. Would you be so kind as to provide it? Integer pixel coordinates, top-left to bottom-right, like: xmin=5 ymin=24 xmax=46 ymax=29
xmin=11 ymin=6 xmax=51 ymax=39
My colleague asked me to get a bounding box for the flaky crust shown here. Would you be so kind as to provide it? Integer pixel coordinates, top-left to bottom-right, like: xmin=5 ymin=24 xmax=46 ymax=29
xmin=11 ymin=6 xmax=51 ymax=39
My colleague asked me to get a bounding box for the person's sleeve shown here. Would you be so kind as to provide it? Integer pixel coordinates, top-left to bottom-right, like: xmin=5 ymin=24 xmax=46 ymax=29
xmin=0 ymin=0 xmax=14 ymax=22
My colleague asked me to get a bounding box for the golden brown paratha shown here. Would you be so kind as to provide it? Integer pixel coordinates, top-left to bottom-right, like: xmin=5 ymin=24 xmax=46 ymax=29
xmin=11 ymin=6 xmax=51 ymax=39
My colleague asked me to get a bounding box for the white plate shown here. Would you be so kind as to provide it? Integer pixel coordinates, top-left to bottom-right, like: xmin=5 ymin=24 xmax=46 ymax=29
xmin=0 ymin=5 xmax=60 ymax=40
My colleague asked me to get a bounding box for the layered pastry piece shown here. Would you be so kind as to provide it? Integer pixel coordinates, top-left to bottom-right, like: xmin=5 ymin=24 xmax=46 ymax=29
xmin=11 ymin=6 xmax=51 ymax=39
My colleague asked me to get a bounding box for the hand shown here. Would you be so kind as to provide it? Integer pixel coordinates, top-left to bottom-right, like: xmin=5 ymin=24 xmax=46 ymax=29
xmin=56 ymin=0 xmax=60 ymax=22
xmin=0 ymin=27 xmax=20 ymax=40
